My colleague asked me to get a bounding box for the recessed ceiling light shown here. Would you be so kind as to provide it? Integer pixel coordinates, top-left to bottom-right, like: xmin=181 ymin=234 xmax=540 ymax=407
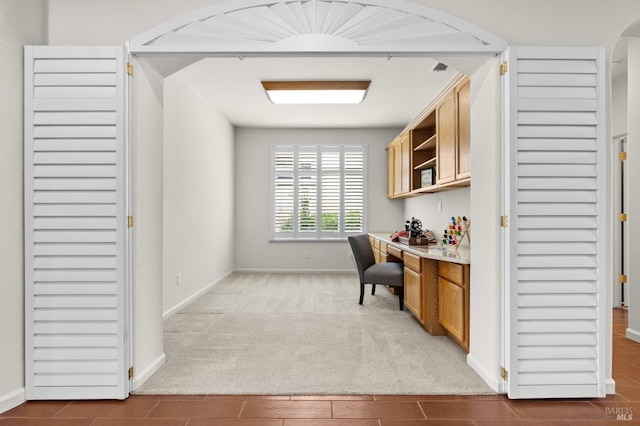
xmin=262 ymin=81 xmax=370 ymax=104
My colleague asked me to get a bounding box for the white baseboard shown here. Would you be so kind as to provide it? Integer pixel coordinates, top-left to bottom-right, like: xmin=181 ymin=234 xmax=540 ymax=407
xmin=0 ymin=388 xmax=25 ymax=415
xmin=626 ymin=327 xmax=640 ymax=343
xmin=466 ymin=353 xmax=503 ymax=394
xmin=466 ymin=355 xmax=617 ymax=396
xmin=131 ymin=353 xmax=166 ymax=391
xmin=234 ymin=269 xmax=357 ymax=274
xmin=606 ymin=377 xmax=616 ymax=395
xmin=163 ymin=271 xmax=235 ymax=320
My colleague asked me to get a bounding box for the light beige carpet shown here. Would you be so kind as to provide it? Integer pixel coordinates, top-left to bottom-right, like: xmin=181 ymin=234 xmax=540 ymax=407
xmin=134 ymin=272 xmax=494 ymax=395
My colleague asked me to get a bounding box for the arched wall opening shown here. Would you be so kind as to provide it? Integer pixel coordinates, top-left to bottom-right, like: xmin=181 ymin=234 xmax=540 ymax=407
xmin=127 ymin=0 xmax=507 ymax=393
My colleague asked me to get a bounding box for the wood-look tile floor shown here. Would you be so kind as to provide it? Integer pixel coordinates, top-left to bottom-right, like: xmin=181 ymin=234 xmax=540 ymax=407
xmin=2 ymin=308 xmax=638 ymax=425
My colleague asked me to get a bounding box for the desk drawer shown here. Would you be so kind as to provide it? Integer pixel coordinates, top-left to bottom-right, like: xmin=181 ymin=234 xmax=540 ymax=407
xmin=387 ymin=245 xmax=403 ymax=260
xmin=380 ymin=242 xmax=387 ymax=255
xmin=403 ymin=252 xmax=421 ymax=273
xmin=440 ymin=261 xmax=463 ymax=285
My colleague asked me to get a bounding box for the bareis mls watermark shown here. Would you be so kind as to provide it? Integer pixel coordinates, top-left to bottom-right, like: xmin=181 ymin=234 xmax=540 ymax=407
xmin=605 ymin=406 xmax=633 ymax=421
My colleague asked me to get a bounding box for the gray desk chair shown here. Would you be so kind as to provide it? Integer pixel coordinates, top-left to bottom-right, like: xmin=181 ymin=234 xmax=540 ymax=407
xmin=348 ymin=234 xmax=404 ymax=310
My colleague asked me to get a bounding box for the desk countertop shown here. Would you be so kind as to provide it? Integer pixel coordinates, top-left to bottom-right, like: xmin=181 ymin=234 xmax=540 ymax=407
xmin=369 ymin=232 xmax=470 ymax=265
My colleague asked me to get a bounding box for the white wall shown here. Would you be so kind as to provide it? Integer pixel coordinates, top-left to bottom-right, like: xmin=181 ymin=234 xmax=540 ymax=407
xmin=467 ymin=57 xmax=503 ymax=390
xmin=130 ymin=58 xmax=166 ymax=389
xmin=404 ymin=188 xmax=471 ymax=247
xmin=626 ymin=37 xmax=640 ymax=342
xmin=46 ymin=0 xmax=640 ymax=50
xmin=612 ymin=73 xmax=628 ymax=138
xmin=0 ymin=0 xmax=47 ymax=412
xmin=163 ymin=72 xmax=235 ymax=315
xmin=234 ymin=128 xmax=404 ymax=271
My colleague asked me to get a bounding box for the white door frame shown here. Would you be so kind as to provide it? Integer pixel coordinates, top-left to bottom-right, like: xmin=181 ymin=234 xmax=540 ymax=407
xmin=611 ymin=133 xmax=628 ymax=308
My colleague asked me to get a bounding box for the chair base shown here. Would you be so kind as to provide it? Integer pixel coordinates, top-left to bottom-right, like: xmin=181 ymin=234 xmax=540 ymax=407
xmin=359 ymin=282 xmax=404 ymax=310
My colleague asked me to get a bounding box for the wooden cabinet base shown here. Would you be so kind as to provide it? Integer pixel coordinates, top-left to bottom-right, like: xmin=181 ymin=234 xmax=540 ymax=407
xmin=438 ymin=263 xmax=470 ymax=352
xmin=403 ymin=256 xmax=447 ymax=337
xmin=421 ymin=258 xmax=448 ymax=336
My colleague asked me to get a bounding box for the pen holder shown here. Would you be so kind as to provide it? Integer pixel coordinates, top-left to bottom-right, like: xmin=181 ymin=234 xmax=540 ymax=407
xmin=442 ymin=216 xmax=470 ymax=251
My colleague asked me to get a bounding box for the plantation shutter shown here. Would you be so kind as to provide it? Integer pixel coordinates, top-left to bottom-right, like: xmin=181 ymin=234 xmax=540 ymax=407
xmin=320 ymin=147 xmax=341 ymax=237
xmin=343 ymin=146 xmax=366 ymax=234
xmin=24 ymin=46 xmax=130 ymax=400
xmin=502 ymin=47 xmax=606 ymax=399
xmin=298 ymin=146 xmax=319 ymax=235
xmin=271 ymin=145 xmax=366 ymax=240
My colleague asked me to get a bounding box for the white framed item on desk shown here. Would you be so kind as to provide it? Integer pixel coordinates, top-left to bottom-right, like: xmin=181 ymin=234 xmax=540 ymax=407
xmin=421 ymin=167 xmax=435 ymax=187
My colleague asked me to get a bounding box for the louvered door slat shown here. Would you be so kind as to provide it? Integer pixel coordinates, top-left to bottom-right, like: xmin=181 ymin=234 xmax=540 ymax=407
xmin=25 ymin=46 xmax=129 ymax=400
xmin=504 ymin=47 xmax=606 ymax=399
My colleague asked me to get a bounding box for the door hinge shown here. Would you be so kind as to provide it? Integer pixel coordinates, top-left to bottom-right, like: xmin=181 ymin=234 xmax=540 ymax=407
xmin=620 ymin=274 xmax=628 ymax=284
xmin=619 ymin=151 xmax=627 ymax=161
xmin=500 ymin=366 xmax=508 ymax=381
xmin=128 ymin=366 xmax=134 ymax=380
xmin=127 ymin=216 xmax=134 ymax=228
xmin=127 ymin=63 xmax=133 ymax=76
xmin=500 ymin=216 xmax=509 ymax=227
xmin=619 ymin=213 xmax=628 ymax=222
xmin=500 ymin=61 xmax=508 ymax=76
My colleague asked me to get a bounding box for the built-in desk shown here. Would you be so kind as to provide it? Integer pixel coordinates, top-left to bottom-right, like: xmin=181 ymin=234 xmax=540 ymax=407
xmin=369 ymin=233 xmax=470 ymax=352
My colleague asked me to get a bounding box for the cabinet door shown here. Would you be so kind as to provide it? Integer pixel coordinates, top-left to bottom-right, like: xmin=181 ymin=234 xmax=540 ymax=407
xmin=400 ymin=132 xmax=411 ymax=193
xmin=379 ymin=242 xmax=388 ymax=262
xmin=386 ymin=146 xmax=394 ymax=198
xmin=393 ymin=142 xmax=403 ymax=195
xmin=436 ymin=92 xmax=457 ymax=184
xmin=456 ymin=79 xmax=471 ymax=180
xmin=393 ymin=131 xmax=411 ymax=195
xmin=439 ymin=277 xmax=465 ymax=342
xmin=404 ymin=267 xmax=423 ymax=320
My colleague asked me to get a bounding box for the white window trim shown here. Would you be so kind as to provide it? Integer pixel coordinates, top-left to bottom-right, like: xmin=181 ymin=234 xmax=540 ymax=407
xmin=270 ymin=144 xmax=367 ymax=241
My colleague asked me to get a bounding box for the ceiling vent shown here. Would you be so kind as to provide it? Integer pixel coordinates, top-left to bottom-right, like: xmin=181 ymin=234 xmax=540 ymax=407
xmin=432 ymin=62 xmax=448 ymax=72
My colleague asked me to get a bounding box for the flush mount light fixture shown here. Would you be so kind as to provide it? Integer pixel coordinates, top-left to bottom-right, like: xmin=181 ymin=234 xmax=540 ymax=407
xmin=262 ymin=80 xmax=370 ymax=104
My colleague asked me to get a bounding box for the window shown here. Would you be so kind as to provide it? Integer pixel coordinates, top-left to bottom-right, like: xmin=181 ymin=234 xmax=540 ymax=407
xmin=271 ymin=145 xmax=367 ymax=240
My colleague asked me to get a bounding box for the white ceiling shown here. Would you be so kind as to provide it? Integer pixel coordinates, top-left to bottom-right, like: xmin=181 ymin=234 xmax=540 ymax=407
xmin=142 ymin=55 xmax=490 ymax=128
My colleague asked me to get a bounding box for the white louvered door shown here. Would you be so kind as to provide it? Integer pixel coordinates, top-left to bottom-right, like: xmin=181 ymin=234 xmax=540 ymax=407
xmin=24 ymin=46 xmax=130 ymax=400
xmin=503 ymin=47 xmax=606 ymax=399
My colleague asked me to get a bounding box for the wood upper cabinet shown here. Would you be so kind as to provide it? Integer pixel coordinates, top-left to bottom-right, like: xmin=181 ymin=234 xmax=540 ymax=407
xmin=387 ymin=130 xmax=411 ymax=198
xmin=386 ymin=145 xmax=394 ymax=198
xmin=435 ymin=91 xmax=457 ymax=184
xmin=385 ymin=75 xmax=470 ymax=198
xmin=437 ymin=77 xmax=470 ymax=185
xmin=399 ymin=131 xmax=411 ymax=195
xmin=456 ymin=78 xmax=471 ymax=180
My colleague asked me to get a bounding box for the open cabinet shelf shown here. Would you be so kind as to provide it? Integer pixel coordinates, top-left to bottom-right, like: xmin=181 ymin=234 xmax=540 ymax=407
xmin=414 ymin=156 xmax=436 ymax=171
xmin=414 ymin=134 xmax=436 ymax=152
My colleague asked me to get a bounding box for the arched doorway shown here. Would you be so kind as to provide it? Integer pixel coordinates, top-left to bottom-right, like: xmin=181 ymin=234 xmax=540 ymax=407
xmin=124 ymin=0 xmax=507 ymax=396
